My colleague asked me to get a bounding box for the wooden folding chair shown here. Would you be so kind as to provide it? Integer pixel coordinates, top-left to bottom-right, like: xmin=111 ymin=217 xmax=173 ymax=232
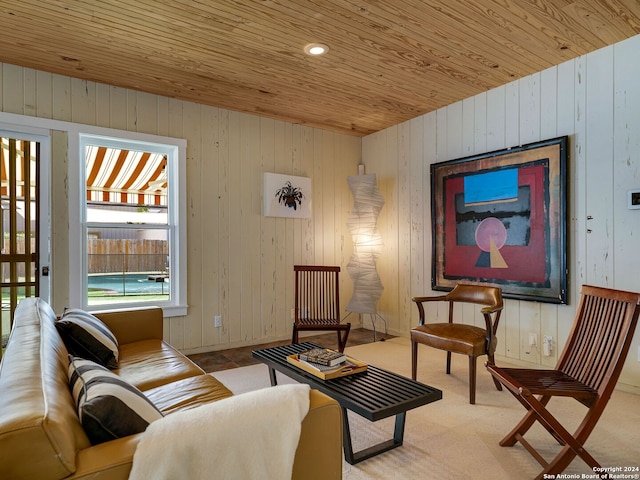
xmin=292 ymin=265 xmax=351 ymax=352
xmin=487 ymin=285 xmax=640 ymax=479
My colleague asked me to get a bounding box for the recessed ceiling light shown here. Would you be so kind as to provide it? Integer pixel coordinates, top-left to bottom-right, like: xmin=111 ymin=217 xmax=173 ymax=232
xmin=304 ymin=43 xmax=329 ymax=56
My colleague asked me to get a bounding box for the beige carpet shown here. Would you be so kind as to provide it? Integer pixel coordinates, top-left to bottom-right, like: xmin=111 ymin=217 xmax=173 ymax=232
xmin=212 ymin=338 xmax=640 ymax=479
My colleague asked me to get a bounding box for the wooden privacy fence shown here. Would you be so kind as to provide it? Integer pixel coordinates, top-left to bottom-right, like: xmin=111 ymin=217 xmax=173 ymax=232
xmin=87 ymin=239 xmax=168 ymax=274
xmin=1 ymin=237 xmax=36 ymax=281
xmin=2 ymin=238 xmax=168 ymax=277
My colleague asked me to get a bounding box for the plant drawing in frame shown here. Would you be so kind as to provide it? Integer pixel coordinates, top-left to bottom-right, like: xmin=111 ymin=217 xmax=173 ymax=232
xmin=264 ymin=172 xmax=312 ymax=218
xmin=431 ymin=136 xmax=568 ymax=304
xmin=275 ymin=181 xmax=304 ymax=210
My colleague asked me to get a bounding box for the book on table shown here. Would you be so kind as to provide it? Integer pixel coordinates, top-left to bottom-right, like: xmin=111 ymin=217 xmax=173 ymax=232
xmin=297 ymin=358 xmax=353 ymax=373
xmin=297 ymin=348 xmax=346 ymax=366
xmin=287 ymin=353 xmax=368 ymax=380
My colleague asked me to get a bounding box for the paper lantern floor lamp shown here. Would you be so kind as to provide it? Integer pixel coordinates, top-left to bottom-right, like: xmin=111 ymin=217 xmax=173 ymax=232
xmin=344 ymin=171 xmax=387 ymax=340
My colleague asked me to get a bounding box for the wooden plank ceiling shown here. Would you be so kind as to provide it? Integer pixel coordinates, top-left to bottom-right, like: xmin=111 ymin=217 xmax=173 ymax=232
xmin=0 ymin=1 xmax=638 ymax=136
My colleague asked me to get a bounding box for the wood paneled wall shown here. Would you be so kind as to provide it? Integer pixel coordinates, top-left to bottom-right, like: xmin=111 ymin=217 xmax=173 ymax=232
xmin=363 ymin=34 xmax=640 ymax=391
xmin=1 ymin=33 xmax=638 ymax=389
xmin=0 ymin=62 xmax=361 ymax=352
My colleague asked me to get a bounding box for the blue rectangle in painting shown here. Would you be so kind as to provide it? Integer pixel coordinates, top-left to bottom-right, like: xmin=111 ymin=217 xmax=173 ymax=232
xmin=464 ymin=168 xmax=518 ymax=204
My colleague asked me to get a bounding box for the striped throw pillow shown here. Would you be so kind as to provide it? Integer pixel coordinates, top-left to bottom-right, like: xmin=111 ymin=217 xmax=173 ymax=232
xmin=57 ymin=309 xmax=119 ymax=369
xmin=68 ymin=355 xmax=163 ymax=445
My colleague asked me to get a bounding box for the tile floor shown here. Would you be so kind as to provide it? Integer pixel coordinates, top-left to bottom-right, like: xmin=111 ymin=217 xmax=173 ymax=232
xmin=187 ymin=328 xmax=395 ymax=373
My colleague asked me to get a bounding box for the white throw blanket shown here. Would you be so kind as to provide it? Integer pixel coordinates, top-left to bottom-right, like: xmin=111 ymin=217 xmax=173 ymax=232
xmin=129 ymin=383 xmax=311 ymax=480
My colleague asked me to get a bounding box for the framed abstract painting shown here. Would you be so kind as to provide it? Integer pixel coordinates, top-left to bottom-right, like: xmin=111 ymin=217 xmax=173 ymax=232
xmin=431 ymin=136 xmax=568 ymax=304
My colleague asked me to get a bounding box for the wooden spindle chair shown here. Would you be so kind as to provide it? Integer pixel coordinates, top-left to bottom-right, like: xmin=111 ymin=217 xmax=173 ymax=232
xmin=292 ymin=265 xmax=351 ymax=352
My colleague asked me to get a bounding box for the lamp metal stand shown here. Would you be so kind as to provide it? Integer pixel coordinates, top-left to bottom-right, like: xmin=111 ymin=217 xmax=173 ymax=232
xmin=341 ymin=311 xmax=388 ymax=342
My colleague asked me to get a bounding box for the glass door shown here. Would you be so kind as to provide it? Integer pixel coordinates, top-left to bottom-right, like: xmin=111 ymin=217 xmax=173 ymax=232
xmin=1 ymin=136 xmax=41 ymax=352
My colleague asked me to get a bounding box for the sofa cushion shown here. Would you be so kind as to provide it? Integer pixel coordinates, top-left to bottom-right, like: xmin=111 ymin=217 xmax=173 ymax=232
xmin=57 ymin=309 xmax=119 ymax=369
xmin=144 ymin=374 xmax=234 ymax=415
xmin=68 ymin=355 xmax=163 ymax=445
xmin=115 ymin=339 xmax=205 ymax=391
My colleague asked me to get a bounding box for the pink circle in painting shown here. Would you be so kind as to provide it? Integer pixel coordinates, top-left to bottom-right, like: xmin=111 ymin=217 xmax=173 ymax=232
xmin=475 ymin=217 xmax=507 ymax=252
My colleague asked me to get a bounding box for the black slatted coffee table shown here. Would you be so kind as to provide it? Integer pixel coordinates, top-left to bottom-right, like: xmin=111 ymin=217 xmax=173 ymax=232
xmin=252 ymin=341 xmax=442 ymax=464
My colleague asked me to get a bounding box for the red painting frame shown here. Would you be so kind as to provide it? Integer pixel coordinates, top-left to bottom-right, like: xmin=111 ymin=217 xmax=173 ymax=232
xmin=431 ymin=137 xmax=568 ymax=304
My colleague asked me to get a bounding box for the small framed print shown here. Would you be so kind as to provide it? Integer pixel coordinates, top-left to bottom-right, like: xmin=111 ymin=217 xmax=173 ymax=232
xmin=263 ymin=173 xmax=312 ymax=218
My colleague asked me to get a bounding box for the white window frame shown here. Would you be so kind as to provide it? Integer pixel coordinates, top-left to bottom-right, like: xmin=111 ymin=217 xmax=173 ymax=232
xmin=74 ymin=131 xmax=187 ymax=316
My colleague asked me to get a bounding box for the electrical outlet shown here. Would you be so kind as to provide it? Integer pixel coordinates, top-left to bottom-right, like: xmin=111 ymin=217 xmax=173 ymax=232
xmin=214 ymin=315 xmax=222 ymax=328
xmin=543 ymin=336 xmax=553 ymax=356
xmin=528 ymin=332 xmax=538 ymax=347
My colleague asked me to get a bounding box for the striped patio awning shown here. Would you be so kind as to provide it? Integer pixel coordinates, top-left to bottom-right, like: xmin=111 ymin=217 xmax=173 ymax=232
xmin=1 ymin=138 xmax=37 ymax=199
xmin=2 ymin=139 xmax=167 ymax=206
xmin=85 ymin=145 xmax=167 ymax=206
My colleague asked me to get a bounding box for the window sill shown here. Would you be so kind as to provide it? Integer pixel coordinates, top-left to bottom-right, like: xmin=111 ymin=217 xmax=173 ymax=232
xmin=161 ymin=304 xmax=188 ymax=317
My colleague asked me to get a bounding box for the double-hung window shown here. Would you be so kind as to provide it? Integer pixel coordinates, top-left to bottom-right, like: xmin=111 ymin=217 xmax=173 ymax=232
xmin=78 ymin=133 xmax=186 ymax=315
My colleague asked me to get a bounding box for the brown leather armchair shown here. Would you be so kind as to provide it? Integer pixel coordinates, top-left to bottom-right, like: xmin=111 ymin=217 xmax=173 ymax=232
xmin=410 ymin=283 xmax=503 ymax=404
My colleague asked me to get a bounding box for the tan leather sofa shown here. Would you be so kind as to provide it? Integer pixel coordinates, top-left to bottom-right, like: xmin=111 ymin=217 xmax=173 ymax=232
xmin=0 ymin=297 xmax=343 ymax=480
